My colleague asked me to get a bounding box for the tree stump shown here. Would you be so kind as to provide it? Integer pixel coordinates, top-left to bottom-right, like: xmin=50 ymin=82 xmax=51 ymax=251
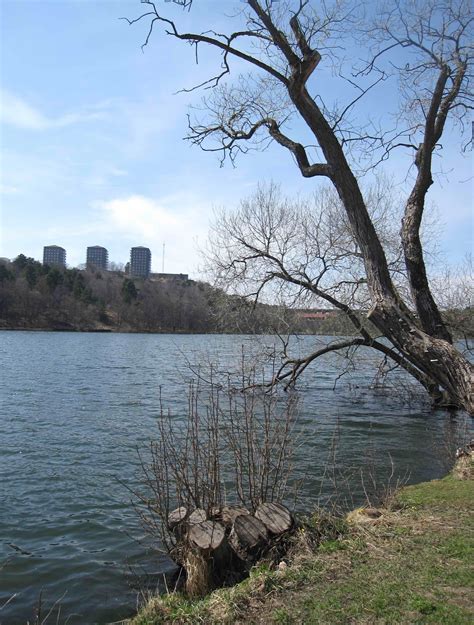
xmin=220 ymin=506 xmax=249 ymax=528
xmin=255 ymin=502 xmax=293 ymax=535
xmin=185 ymin=520 xmax=227 ymax=597
xmin=188 ymin=508 xmax=207 ymax=525
xmin=169 ymin=502 xmax=294 ymax=597
xmin=229 ymin=514 xmax=268 ymax=561
xmin=188 ymin=520 xmax=225 ymax=551
xmin=183 ymin=550 xmax=211 ymax=598
xmin=167 ymin=506 xmax=188 ymax=538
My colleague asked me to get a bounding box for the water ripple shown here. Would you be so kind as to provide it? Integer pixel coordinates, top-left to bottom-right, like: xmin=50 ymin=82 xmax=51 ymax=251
xmin=0 ymin=331 xmax=469 ymax=624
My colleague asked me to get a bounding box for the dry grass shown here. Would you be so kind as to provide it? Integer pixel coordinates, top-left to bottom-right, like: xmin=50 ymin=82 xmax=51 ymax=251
xmin=453 ymin=454 xmax=474 ymax=480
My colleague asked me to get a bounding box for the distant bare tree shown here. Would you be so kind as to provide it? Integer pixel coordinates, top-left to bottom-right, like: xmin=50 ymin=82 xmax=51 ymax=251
xmin=431 ymin=255 xmax=474 ymax=349
xmin=208 ymin=181 xmax=442 ymax=391
xmin=108 ymin=261 xmax=125 ymax=273
xmin=126 ymin=0 xmax=473 ymax=412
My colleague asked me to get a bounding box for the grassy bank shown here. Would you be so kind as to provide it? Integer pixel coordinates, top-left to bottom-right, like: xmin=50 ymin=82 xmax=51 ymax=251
xmin=127 ymin=459 xmax=473 ymax=625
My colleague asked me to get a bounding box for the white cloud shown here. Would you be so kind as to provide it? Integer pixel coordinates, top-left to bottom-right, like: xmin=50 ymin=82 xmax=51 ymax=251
xmin=0 ymin=184 xmax=20 ymax=195
xmin=98 ymin=194 xmax=210 ymax=275
xmin=101 ymin=195 xmax=182 ymax=236
xmin=0 ymin=90 xmax=48 ymax=129
xmin=0 ymin=90 xmax=110 ymax=130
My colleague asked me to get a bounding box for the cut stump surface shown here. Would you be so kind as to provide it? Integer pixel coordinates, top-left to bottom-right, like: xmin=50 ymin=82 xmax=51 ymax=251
xmin=188 ymin=520 xmax=225 ymax=552
xmin=188 ymin=508 xmax=207 ymax=525
xmin=255 ymin=502 xmax=293 ymax=534
xmin=229 ymin=514 xmax=268 ymax=560
xmin=168 ymin=506 xmax=188 ymax=529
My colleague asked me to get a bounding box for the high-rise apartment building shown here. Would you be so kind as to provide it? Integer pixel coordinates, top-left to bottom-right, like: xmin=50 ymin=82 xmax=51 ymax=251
xmin=43 ymin=245 xmax=66 ymax=267
xmin=86 ymin=246 xmax=108 ymax=271
xmin=130 ymin=246 xmax=151 ymax=278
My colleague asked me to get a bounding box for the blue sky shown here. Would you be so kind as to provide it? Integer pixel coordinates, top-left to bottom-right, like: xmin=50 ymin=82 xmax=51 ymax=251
xmin=0 ymin=0 xmax=472 ymax=277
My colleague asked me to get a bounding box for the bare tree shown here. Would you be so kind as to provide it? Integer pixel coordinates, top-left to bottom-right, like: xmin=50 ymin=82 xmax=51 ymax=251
xmin=207 ymin=181 xmax=433 ymax=388
xmin=430 ymin=254 xmax=474 ymax=349
xmin=125 ymin=0 xmax=473 ymax=413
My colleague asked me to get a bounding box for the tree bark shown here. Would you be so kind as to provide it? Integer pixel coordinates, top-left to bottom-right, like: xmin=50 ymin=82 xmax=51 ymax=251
xmin=402 ymin=199 xmax=452 ymax=343
xmin=369 ymin=302 xmax=474 ymax=413
xmin=185 ymin=520 xmax=228 ymax=596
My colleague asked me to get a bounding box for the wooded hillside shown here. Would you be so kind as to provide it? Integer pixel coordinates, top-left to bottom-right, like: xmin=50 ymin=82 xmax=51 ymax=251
xmin=0 ymin=256 xmax=471 ymax=337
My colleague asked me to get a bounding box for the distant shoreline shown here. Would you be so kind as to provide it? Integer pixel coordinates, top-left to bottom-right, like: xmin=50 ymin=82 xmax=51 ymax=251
xmin=1 ymin=324 xmax=472 ymax=339
xmin=0 ymin=324 xmax=349 ymax=336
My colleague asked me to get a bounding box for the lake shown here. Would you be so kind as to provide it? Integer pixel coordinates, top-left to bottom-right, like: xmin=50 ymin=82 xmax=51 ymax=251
xmin=0 ymin=331 xmax=470 ymax=624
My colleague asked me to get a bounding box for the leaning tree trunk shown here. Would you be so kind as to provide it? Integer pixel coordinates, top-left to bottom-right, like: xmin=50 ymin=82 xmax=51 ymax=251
xmin=288 ymin=83 xmax=474 ymax=414
xmin=401 ymin=62 xmax=465 ymax=345
xmin=261 ymin=3 xmax=473 ymax=412
xmin=402 ymin=198 xmax=452 ymax=344
xmin=369 ymin=299 xmax=474 ymax=414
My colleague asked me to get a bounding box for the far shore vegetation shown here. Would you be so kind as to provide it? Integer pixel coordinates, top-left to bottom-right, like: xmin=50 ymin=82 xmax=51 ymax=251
xmin=0 ymin=255 xmax=472 ymax=339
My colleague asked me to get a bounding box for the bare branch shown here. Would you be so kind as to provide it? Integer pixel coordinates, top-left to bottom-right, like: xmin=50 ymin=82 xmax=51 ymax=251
xmin=126 ymin=0 xmax=289 ymax=86
xmin=266 ymin=120 xmax=332 ymax=178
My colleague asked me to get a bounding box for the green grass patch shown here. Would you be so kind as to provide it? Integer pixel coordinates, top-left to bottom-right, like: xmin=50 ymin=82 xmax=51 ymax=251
xmin=397 ymin=472 xmax=473 ymax=508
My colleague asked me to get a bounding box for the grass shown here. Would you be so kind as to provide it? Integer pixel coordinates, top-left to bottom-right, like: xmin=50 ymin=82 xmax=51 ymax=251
xmin=127 ymin=459 xmax=474 ymax=624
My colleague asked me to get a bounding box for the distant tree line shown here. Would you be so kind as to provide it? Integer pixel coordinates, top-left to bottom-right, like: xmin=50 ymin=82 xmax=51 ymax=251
xmin=0 ymin=255 xmax=471 ymax=337
xmin=0 ymin=255 xmax=292 ymax=333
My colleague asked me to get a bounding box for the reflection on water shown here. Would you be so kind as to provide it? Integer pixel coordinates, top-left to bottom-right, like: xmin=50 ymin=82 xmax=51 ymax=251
xmin=0 ymin=331 xmax=470 ymax=624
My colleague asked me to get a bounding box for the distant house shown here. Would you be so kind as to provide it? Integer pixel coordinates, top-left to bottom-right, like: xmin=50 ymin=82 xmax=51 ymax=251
xmin=299 ymin=309 xmax=337 ymax=320
xmin=86 ymin=246 xmax=108 ymax=271
xmin=43 ymin=245 xmax=66 ymax=267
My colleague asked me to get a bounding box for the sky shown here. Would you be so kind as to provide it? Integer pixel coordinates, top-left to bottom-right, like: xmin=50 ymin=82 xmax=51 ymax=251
xmin=0 ymin=0 xmax=472 ymax=278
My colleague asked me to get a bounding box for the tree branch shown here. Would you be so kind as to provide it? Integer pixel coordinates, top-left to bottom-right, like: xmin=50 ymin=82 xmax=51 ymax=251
xmin=266 ymin=120 xmax=332 ymax=178
xmin=128 ymin=1 xmax=289 ymax=86
xmin=269 ymin=335 xmax=437 ymax=395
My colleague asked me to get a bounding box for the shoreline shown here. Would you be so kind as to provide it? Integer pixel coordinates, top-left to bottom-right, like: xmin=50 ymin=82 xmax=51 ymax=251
xmin=1 ymin=325 xmax=473 ymax=339
xmin=126 ymin=456 xmax=474 ymax=624
xmin=0 ymin=325 xmax=360 ymax=336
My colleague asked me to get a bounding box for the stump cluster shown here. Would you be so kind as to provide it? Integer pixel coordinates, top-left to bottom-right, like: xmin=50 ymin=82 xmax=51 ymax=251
xmin=168 ymin=502 xmax=293 ymax=596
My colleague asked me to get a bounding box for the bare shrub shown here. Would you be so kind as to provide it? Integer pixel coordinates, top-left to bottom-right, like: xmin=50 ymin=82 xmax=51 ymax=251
xmin=134 ymin=359 xmax=298 ymax=553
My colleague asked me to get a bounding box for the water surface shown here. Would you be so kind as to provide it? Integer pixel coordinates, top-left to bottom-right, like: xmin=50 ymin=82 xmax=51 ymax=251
xmin=0 ymin=332 xmax=469 ymax=624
